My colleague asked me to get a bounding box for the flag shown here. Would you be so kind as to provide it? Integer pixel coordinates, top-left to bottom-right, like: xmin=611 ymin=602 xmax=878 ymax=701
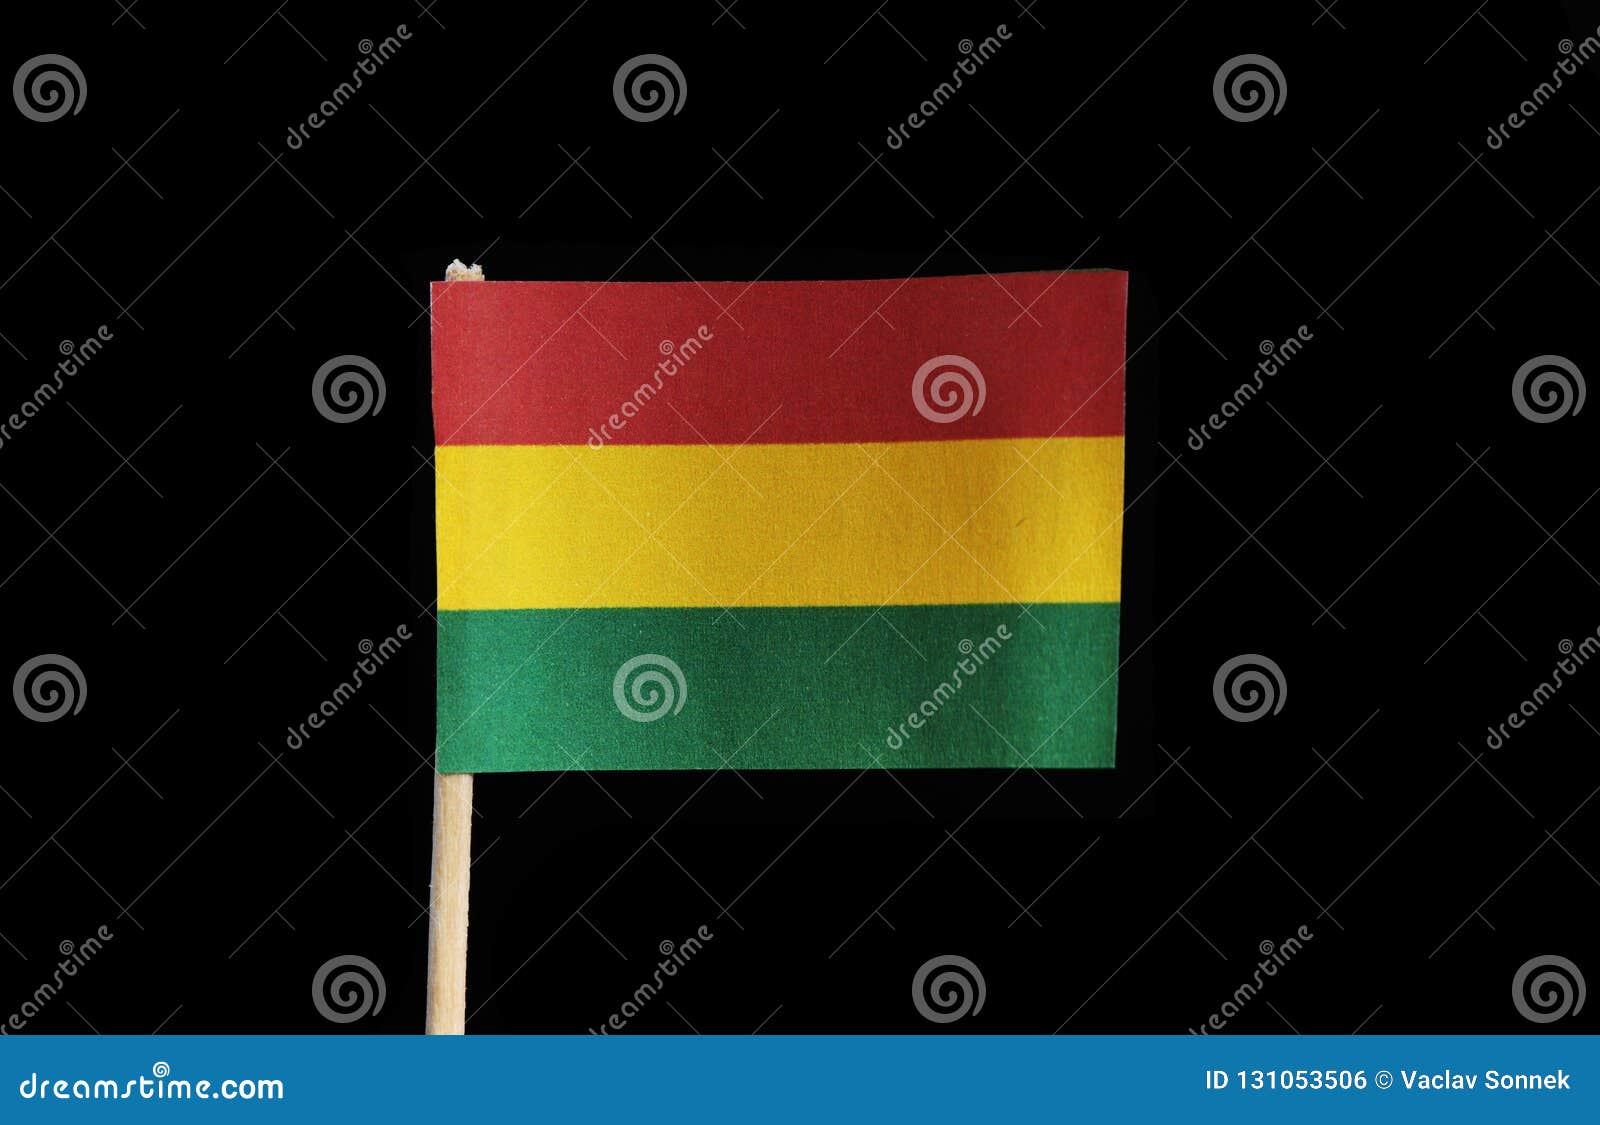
xmin=432 ymin=271 xmax=1125 ymax=771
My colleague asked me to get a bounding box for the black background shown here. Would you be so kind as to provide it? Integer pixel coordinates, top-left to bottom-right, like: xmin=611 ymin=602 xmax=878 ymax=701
xmin=2 ymin=0 xmax=1597 ymax=1034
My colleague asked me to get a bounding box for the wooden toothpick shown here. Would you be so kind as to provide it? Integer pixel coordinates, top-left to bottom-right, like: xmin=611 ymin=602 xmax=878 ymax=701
xmin=426 ymin=259 xmax=486 ymax=1033
xmin=425 ymin=770 xmax=473 ymax=1033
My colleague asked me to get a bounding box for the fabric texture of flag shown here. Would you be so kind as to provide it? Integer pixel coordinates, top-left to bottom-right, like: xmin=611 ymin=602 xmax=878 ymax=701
xmin=432 ymin=271 xmax=1126 ymax=771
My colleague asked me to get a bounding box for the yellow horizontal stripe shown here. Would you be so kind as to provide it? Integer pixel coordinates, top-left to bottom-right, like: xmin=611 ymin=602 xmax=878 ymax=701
xmin=436 ymin=437 xmax=1123 ymax=610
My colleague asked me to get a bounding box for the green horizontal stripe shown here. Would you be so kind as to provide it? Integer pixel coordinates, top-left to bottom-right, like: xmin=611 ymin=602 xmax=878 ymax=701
xmin=436 ymin=603 xmax=1118 ymax=772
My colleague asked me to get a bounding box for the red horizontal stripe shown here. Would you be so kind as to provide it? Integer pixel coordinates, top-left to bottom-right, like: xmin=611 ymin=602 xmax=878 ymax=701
xmin=431 ymin=271 xmax=1125 ymax=445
